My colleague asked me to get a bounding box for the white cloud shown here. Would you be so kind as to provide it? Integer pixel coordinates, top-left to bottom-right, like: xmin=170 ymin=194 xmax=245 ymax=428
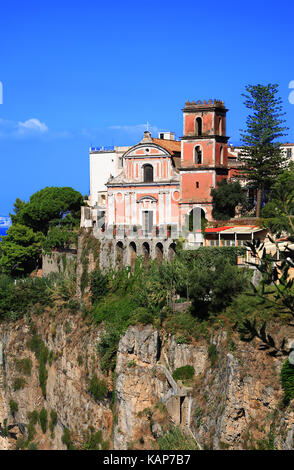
xmin=17 ymin=118 xmax=48 ymax=134
xmin=0 ymin=117 xmax=49 ymax=139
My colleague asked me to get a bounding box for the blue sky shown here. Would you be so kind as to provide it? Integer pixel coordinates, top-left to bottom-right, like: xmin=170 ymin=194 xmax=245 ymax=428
xmin=0 ymin=0 xmax=293 ymax=215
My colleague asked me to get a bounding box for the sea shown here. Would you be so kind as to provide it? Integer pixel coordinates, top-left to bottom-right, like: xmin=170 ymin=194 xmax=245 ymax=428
xmin=0 ymin=216 xmax=11 ymax=240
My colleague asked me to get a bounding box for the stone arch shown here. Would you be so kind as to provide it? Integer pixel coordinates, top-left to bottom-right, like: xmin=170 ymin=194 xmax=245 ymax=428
xmin=195 ymin=117 xmax=202 ymax=136
xmin=194 ymin=145 xmax=202 ymax=164
xmin=218 ymin=116 xmax=222 ymax=136
xmin=142 ymin=242 xmax=150 ymax=266
xmin=220 ymin=145 xmax=224 ymax=165
xmin=168 ymin=242 xmax=176 ymax=262
xmin=155 ymin=242 xmax=164 ymax=263
xmin=128 ymin=241 xmax=137 ymax=270
xmin=188 ymin=207 xmax=206 ymax=232
xmin=116 ymin=241 xmax=124 ymax=269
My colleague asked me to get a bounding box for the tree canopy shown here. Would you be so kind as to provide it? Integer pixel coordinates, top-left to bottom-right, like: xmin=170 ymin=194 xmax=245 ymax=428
xmin=1 ymin=186 xmax=84 ymax=276
xmin=210 ymin=179 xmax=246 ymax=220
xmin=0 ymin=224 xmax=44 ymax=276
xmin=10 ymin=187 xmax=84 ymax=234
xmin=239 ymin=84 xmax=289 ymax=217
xmin=261 ymin=162 xmax=294 ymax=236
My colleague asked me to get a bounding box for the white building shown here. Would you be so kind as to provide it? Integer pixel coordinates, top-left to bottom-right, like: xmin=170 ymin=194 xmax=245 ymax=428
xmin=89 ymin=145 xmax=130 ymax=207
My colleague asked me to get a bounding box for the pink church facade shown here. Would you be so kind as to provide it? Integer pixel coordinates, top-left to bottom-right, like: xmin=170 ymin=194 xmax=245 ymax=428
xmin=81 ymin=99 xmax=230 ymax=264
xmin=104 ymin=99 xmax=229 ymax=236
xmin=106 ymin=131 xmax=182 ymax=236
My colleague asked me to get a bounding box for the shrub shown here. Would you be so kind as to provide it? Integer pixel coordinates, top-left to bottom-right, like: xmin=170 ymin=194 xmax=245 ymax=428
xmin=13 ymin=377 xmax=26 ymax=391
xmin=280 ymin=359 xmax=294 ymax=405
xmin=157 ymin=426 xmax=198 ymax=450
xmin=15 ymin=358 xmax=32 ymax=376
xmin=39 ymin=407 xmax=48 ymax=434
xmin=28 ymin=442 xmax=38 ymax=450
xmin=172 ymin=365 xmax=195 ymax=381
xmin=88 ymin=374 xmax=108 ymax=401
xmin=83 ymin=428 xmax=103 ymax=450
xmin=62 ymin=427 xmax=75 ymax=450
xmin=49 ymin=410 xmax=58 ymax=433
xmin=208 ymin=344 xmax=218 ymax=368
xmin=27 ymin=410 xmax=39 ymax=425
xmin=9 ymin=399 xmax=18 ymax=417
xmin=90 ymin=269 xmax=109 ymax=303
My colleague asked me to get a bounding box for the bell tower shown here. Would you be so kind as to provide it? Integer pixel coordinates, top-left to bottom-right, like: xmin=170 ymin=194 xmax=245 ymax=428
xmin=180 ymin=99 xmax=229 ymax=221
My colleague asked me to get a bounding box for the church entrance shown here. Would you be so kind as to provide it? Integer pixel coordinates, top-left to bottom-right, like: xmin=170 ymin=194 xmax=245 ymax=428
xmin=142 ymin=210 xmax=153 ymax=235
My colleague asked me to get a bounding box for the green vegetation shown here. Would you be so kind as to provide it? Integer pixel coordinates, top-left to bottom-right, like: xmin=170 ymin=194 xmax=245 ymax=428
xmin=91 ymin=248 xmax=249 ymax=371
xmin=9 ymin=399 xmax=18 ymax=417
xmin=157 ymin=426 xmax=198 ymax=450
xmin=280 ymin=359 xmax=294 ymax=405
xmin=13 ymin=377 xmax=26 ymax=391
xmin=62 ymin=427 xmax=75 ymax=450
xmin=262 ymin=162 xmax=294 ymax=236
xmin=10 ymin=186 xmax=84 ymax=235
xmin=211 ymin=179 xmax=247 ymax=220
xmin=1 ymin=186 xmax=83 ymax=277
xmin=90 ymin=269 xmax=109 ymax=303
xmin=27 ymin=329 xmax=49 ymax=397
xmin=87 ymin=374 xmax=108 ymax=401
xmin=239 ymin=83 xmax=289 ymax=217
xmin=49 ymin=410 xmax=58 ymax=434
xmin=39 ymin=407 xmax=48 ymax=434
xmin=0 ymin=224 xmax=44 ymax=276
xmin=82 ymin=427 xmax=109 ymax=450
xmin=208 ymin=344 xmax=218 ymax=368
xmin=15 ymin=358 xmax=32 ymax=376
xmin=172 ymin=365 xmax=195 ymax=381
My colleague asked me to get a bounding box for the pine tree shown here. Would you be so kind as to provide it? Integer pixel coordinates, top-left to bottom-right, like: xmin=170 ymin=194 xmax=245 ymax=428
xmin=239 ymin=84 xmax=289 ymax=217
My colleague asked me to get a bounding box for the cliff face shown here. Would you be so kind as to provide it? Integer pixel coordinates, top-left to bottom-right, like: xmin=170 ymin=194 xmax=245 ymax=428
xmin=0 ymin=312 xmax=293 ymax=450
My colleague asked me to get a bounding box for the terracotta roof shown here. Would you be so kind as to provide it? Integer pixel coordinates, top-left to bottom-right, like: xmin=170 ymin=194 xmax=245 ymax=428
xmin=281 ymin=143 xmax=294 ymax=147
xmin=152 ymin=138 xmax=181 ymax=156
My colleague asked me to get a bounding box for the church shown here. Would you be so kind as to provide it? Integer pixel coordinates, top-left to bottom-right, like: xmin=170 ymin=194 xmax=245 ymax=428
xmin=82 ymin=98 xmax=230 ymax=245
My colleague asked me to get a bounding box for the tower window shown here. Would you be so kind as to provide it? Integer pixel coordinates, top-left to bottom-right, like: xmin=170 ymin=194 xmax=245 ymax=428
xmin=194 ymin=146 xmax=202 ymax=164
xmin=196 ymin=182 xmax=199 ymax=188
xmin=218 ymin=117 xmax=222 ymax=136
xmin=143 ymin=164 xmax=154 ymax=183
xmin=195 ymin=117 xmax=202 ymax=136
xmin=220 ymin=146 xmax=224 ymax=165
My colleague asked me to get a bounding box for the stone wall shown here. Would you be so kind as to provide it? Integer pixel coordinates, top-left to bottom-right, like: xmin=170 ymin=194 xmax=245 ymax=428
xmin=42 ymin=250 xmax=77 ymax=277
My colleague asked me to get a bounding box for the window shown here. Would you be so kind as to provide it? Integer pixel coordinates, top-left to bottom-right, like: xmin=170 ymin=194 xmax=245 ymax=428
xmin=159 ymin=133 xmax=164 ymax=139
xmin=287 ymin=148 xmax=292 ymax=159
xmin=194 ymin=146 xmax=202 ymax=164
xmin=118 ymin=157 xmax=123 ymax=168
xmin=195 ymin=117 xmax=202 ymax=136
xmin=210 ymin=240 xmax=219 ymax=246
xmin=143 ymin=211 xmax=153 ymax=233
xmin=196 ymin=182 xmax=199 ymax=189
xmin=218 ymin=117 xmax=222 ymax=135
xmin=220 ymin=146 xmax=223 ymax=165
xmin=143 ymin=164 xmax=154 ymax=183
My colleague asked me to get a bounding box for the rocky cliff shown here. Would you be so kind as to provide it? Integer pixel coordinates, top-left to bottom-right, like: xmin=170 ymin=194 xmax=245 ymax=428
xmin=0 ymin=310 xmax=293 ymax=450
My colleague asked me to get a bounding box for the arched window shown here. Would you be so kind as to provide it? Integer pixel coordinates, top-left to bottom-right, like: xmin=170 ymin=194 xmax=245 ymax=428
xmin=218 ymin=117 xmax=222 ymax=136
xmin=194 ymin=146 xmax=202 ymax=164
xmin=195 ymin=117 xmax=202 ymax=136
xmin=220 ymin=146 xmax=224 ymax=165
xmin=143 ymin=164 xmax=153 ymax=182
